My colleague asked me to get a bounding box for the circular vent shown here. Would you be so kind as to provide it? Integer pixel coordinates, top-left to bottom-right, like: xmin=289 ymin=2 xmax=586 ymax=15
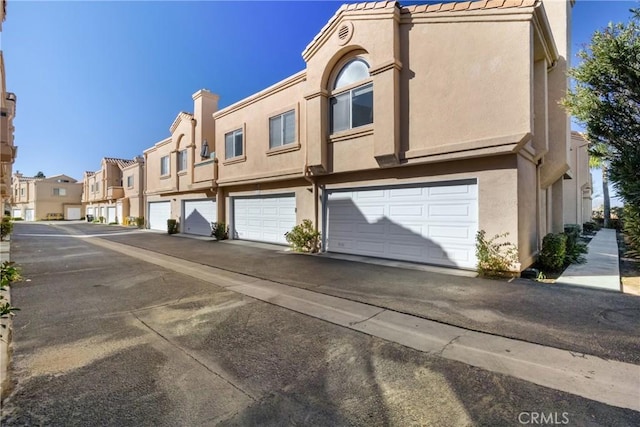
xmin=338 ymin=25 xmax=350 ymax=40
xmin=337 ymin=21 xmax=353 ymax=45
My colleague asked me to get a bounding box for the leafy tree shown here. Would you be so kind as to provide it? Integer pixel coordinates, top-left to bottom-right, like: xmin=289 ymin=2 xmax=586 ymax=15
xmin=34 ymin=171 xmax=45 ymax=178
xmin=563 ymin=8 xmax=640 ymax=228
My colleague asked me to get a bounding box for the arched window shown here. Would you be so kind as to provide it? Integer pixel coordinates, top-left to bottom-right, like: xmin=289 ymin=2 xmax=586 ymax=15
xmin=330 ymin=58 xmax=373 ymax=134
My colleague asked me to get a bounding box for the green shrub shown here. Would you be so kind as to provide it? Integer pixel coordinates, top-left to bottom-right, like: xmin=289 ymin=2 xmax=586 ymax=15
xmin=167 ymin=219 xmax=179 ymax=234
xmin=136 ymin=217 xmax=145 ymax=229
xmin=583 ymin=221 xmax=600 ymax=233
xmin=563 ymin=225 xmax=588 ymax=265
xmin=1 ymin=261 xmax=21 ymax=327
xmin=210 ymin=222 xmax=229 ymax=240
xmin=285 ymin=219 xmax=321 ymax=253
xmin=475 ymin=230 xmax=519 ymax=277
xmin=539 ymin=233 xmax=567 ymax=272
xmin=0 ymin=216 xmax=13 ymax=241
xmin=623 ymin=204 xmax=640 ymax=259
xmin=98 ymin=216 xmax=105 ymax=224
xmin=11 ymin=217 xmax=23 ymax=221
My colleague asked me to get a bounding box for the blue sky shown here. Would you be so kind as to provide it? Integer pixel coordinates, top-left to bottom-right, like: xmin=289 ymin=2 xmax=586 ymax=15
xmin=3 ymin=0 xmax=636 ymax=207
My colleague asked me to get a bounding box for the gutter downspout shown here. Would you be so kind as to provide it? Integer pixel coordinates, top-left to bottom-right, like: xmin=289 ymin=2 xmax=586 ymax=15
xmin=190 ymin=117 xmax=197 ymax=185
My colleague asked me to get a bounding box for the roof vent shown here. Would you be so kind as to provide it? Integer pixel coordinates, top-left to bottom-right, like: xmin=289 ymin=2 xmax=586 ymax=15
xmin=337 ymin=21 xmax=353 ymax=45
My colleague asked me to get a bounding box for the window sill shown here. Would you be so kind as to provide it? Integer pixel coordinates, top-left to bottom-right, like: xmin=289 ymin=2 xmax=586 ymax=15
xmin=177 ymin=171 xmax=187 ymax=176
xmin=266 ymin=143 xmax=300 ymax=156
xmin=160 ymin=175 xmax=171 ymax=180
xmin=329 ymin=126 xmax=373 ymax=143
xmin=195 ymin=159 xmax=216 ymax=167
xmin=223 ymin=155 xmax=247 ymax=166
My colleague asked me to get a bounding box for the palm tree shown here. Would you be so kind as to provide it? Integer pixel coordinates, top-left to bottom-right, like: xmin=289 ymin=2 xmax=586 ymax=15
xmin=589 ymin=142 xmax=611 ymax=228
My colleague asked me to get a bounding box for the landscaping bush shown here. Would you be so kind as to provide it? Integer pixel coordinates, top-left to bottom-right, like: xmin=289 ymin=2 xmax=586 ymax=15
xmin=1 ymin=261 xmax=21 ymax=329
xmin=583 ymin=221 xmax=600 ymax=234
xmin=136 ymin=217 xmax=145 ymax=228
xmin=475 ymin=230 xmax=519 ymax=277
xmin=285 ymin=219 xmax=321 ymax=253
xmin=167 ymin=219 xmax=179 ymax=234
xmin=539 ymin=233 xmax=567 ymax=272
xmin=0 ymin=216 xmax=13 ymax=241
xmin=563 ymin=225 xmax=588 ymax=265
xmin=623 ymin=203 xmax=640 ymax=259
xmin=210 ymin=222 xmax=229 ymax=240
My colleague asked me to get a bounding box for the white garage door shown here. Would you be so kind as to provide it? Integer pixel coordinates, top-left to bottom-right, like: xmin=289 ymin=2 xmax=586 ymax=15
xmin=183 ymin=199 xmax=217 ymax=236
xmin=326 ymin=181 xmax=478 ymax=269
xmin=86 ymin=207 xmax=94 ymax=216
xmin=148 ymin=201 xmax=171 ymax=231
xmin=106 ymin=207 xmax=117 ymax=224
xmin=25 ymin=209 xmax=34 ymax=222
xmin=233 ymin=194 xmax=296 ymax=245
xmin=12 ymin=209 xmax=21 ymax=218
xmin=66 ymin=207 xmax=81 ymax=220
xmin=116 ymin=203 xmax=123 ymax=225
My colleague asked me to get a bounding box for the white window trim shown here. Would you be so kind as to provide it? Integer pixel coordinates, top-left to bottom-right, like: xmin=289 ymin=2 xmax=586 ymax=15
xmin=223 ymin=126 xmax=246 ymax=163
xmin=177 ymin=149 xmax=188 ymax=173
xmin=269 ymin=109 xmax=296 ymax=150
xmin=160 ymin=155 xmax=170 ymax=177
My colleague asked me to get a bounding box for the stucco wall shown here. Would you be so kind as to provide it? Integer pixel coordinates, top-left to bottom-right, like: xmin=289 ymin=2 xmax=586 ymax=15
xmin=214 ymin=76 xmax=307 ymax=186
xmin=401 ymin=21 xmax=532 ymax=157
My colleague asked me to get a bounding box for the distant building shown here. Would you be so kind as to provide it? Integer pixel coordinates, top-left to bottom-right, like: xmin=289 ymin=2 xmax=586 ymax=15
xmin=82 ymin=157 xmax=144 ymax=224
xmin=10 ymin=173 xmax=83 ymax=220
xmin=1 ymin=0 xmax=18 ymax=215
xmin=563 ymin=131 xmax=593 ymax=226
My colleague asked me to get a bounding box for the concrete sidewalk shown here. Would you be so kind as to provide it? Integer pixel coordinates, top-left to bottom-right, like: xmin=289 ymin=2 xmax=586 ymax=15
xmin=556 ymin=229 xmax=621 ymax=292
xmin=86 ymin=237 xmax=640 ymax=411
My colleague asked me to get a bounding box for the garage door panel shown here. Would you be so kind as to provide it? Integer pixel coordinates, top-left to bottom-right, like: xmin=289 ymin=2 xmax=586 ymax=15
xmin=355 ymin=240 xmax=385 ymax=255
xmin=148 ymin=202 xmax=171 ymax=231
xmin=388 ymin=242 xmax=424 ymax=258
xmin=327 ymin=182 xmax=478 ymax=269
xmin=389 ymin=204 xmax=424 ymax=217
xmin=234 ymin=195 xmax=296 ymax=245
xmin=390 ymin=187 xmax=423 ymax=198
xmin=183 ymin=199 xmax=216 ymax=236
xmin=429 ymin=203 xmax=472 ymax=217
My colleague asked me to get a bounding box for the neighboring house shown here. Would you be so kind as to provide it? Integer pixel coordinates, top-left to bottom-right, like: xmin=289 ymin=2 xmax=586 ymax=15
xmin=143 ymin=0 xmax=573 ymax=272
xmin=10 ymin=173 xmax=83 ymax=221
xmin=563 ymin=131 xmax=593 ymax=226
xmin=82 ymin=157 xmax=144 ymax=224
xmin=1 ymin=0 xmax=18 ymax=215
xmin=144 ymin=90 xmax=218 ymax=233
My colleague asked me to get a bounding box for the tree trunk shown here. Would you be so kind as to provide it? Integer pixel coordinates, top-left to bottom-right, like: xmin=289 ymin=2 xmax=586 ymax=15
xmin=602 ymin=162 xmax=611 ymax=228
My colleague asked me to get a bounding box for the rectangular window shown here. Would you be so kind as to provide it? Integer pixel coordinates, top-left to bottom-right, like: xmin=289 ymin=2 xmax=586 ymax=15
xmin=96 ymin=182 xmax=100 ymax=192
xmin=20 ymin=188 xmax=24 ymax=196
xmin=177 ymin=149 xmax=187 ymax=172
xmin=160 ymin=155 xmax=170 ymax=176
xmin=53 ymin=188 xmax=67 ymax=196
xmin=269 ymin=110 xmax=296 ymax=149
xmin=225 ymin=129 xmax=243 ymax=159
xmin=127 ymin=175 xmax=134 ymax=188
xmin=330 ymin=82 xmax=373 ymax=133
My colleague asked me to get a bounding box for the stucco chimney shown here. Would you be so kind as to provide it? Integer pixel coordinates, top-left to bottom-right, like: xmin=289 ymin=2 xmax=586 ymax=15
xmin=192 ymin=89 xmax=219 ymax=151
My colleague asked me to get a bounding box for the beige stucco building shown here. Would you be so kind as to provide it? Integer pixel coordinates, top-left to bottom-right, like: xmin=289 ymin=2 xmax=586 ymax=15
xmin=563 ymin=131 xmax=592 ymax=225
xmin=10 ymin=173 xmax=83 ymax=221
xmin=82 ymin=157 xmax=144 ymax=224
xmin=1 ymin=0 xmax=18 ymax=215
xmin=143 ymin=0 xmax=577 ymax=272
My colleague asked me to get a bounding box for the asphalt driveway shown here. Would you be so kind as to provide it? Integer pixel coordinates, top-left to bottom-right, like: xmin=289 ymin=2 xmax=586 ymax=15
xmin=6 ymin=223 xmax=640 ymax=425
xmin=59 ymin=222 xmax=640 ymax=365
